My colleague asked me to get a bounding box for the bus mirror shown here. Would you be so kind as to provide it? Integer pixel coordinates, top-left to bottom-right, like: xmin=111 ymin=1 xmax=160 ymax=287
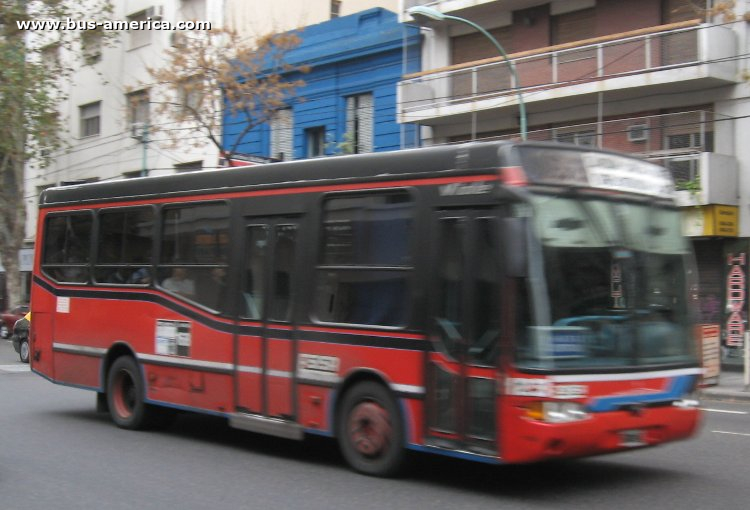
xmin=502 ymin=217 xmax=528 ymax=278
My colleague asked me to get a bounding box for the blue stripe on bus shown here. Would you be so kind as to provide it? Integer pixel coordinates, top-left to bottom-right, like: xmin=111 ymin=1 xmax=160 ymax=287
xmin=587 ymin=375 xmax=697 ymax=413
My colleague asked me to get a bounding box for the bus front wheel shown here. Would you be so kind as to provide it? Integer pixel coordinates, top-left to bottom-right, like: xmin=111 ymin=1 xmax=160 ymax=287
xmin=107 ymin=356 xmax=152 ymax=430
xmin=337 ymin=381 xmax=406 ymax=477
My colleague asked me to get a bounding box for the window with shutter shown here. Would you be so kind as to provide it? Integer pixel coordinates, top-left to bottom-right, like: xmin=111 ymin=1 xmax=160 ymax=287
xmin=270 ymin=109 xmax=293 ymax=161
xmin=346 ymin=94 xmax=374 ymax=154
xmin=551 ymin=8 xmax=596 ymax=64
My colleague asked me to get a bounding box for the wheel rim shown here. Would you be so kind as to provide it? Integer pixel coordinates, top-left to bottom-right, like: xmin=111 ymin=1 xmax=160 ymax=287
xmin=113 ymin=369 xmax=136 ymax=419
xmin=347 ymin=401 xmax=393 ymax=459
xmin=20 ymin=341 xmax=28 ymax=361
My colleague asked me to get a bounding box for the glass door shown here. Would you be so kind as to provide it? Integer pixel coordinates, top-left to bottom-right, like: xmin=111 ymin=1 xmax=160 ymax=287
xmin=426 ymin=211 xmax=503 ymax=455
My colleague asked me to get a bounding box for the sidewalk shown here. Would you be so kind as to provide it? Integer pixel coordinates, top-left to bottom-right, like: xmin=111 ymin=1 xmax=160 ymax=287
xmin=700 ymin=369 xmax=750 ymax=404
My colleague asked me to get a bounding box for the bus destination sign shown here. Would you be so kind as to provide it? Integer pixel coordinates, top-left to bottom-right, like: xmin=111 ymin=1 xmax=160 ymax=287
xmin=581 ymin=152 xmax=674 ymax=198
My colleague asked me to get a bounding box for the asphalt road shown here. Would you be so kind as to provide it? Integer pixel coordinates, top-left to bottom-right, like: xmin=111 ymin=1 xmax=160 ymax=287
xmin=2 ymin=339 xmax=749 ymax=510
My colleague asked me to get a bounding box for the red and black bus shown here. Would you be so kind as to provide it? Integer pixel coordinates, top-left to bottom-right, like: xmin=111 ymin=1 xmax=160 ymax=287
xmin=30 ymin=141 xmax=702 ymax=476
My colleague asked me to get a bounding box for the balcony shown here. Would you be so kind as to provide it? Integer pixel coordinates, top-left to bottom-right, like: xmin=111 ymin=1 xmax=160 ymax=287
xmin=398 ymin=21 xmax=738 ymax=126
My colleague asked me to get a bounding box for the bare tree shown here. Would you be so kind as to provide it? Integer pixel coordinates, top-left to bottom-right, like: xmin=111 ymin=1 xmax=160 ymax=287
xmin=147 ymin=27 xmax=308 ymax=164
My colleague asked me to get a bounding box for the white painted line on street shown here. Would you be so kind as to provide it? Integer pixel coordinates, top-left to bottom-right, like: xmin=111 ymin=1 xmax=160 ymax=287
xmin=701 ymin=408 xmax=749 ymax=415
xmin=0 ymin=364 xmax=31 ymax=373
xmin=712 ymin=430 xmax=750 ymax=437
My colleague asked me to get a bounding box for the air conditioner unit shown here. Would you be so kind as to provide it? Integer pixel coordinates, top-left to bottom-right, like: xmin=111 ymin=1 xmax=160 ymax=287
xmin=627 ymin=124 xmax=649 ymax=143
xmin=130 ymin=122 xmax=147 ymax=140
xmin=145 ymin=5 xmax=164 ymax=20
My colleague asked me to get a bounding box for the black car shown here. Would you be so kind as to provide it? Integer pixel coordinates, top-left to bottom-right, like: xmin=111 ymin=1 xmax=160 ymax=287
xmin=11 ymin=313 xmax=30 ymax=363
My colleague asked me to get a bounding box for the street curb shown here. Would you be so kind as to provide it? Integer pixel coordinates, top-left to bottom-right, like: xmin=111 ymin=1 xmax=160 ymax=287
xmin=699 ymin=389 xmax=750 ymax=404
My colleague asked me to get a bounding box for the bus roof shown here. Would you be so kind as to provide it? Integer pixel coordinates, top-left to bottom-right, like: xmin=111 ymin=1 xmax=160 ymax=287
xmin=40 ymin=141 xmax=674 ymax=207
xmin=40 ymin=141 xmax=516 ymax=207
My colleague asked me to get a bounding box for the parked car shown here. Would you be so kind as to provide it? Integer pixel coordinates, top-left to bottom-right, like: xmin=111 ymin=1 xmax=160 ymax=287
xmin=11 ymin=312 xmax=31 ymax=363
xmin=1 ymin=305 xmax=29 ymax=339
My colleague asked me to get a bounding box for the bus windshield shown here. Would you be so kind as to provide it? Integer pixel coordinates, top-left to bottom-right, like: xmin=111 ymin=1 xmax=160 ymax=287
xmin=517 ymin=193 xmax=697 ymax=371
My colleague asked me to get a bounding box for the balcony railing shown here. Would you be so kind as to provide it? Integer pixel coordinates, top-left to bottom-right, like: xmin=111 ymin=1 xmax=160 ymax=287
xmin=399 ymin=21 xmax=736 ymax=119
xmin=429 ymin=110 xmax=737 ymax=204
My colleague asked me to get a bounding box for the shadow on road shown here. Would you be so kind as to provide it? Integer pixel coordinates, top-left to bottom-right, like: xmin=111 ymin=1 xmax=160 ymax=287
xmin=48 ymin=405 xmax=697 ymax=500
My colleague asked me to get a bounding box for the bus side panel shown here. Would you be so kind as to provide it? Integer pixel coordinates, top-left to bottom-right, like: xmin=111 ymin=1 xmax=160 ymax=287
xmin=267 ymin=337 xmax=293 ymax=418
xmin=143 ymin=363 xmax=235 ymax=415
xmin=54 ymin=352 xmax=100 ymax=390
xmin=29 ymin=282 xmax=57 ymax=380
xmin=402 ymin=397 xmax=425 ymax=446
xmin=296 ymin=338 xmax=425 ymax=435
xmin=30 ymin=311 xmax=55 ymax=380
xmin=298 ymin=385 xmax=333 ymax=431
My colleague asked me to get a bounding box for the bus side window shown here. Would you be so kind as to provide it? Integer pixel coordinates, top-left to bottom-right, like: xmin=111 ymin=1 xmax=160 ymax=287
xmin=158 ymin=203 xmax=230 ymax=312
xmin=313 ymin=191 xmax=413 ymax=327
xmin=42 ymin=212 xmax=93 ymax=284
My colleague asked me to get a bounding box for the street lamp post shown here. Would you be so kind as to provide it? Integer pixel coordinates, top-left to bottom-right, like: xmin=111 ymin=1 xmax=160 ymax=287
xmin=407 ymin=5 xmax=528 ymax=141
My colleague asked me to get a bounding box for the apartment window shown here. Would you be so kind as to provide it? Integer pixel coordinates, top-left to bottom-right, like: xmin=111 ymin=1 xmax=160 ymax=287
xmin=81 ymin=28 xmax=103 ymax=64
xmin=79 ymin=101 xmax=101 ymax=138
xmin=270 ymin=108 xmax=293 ymax=161
xmin=551 ymin=8 xmax=596 ymax=64
xmin=331 ymin=0 xmax=342 ymax=19
xmin=122 ymin=170 xmax=142 ymax=179
xmin=180 ymin=0 xmax=207 ymax=20
xmin=346 ymin=93 xmax=373 ymax=154
xmin=128 ymin=9 xmax=153 ymax=49
xmin=175 ymin=161 xmax=203 ymax=172
xmin=127 ymin=90 xmax=150 ymax=133
xmin=555 ymin=129 xmax=596 ymax=147
xmin=314 ymin=191 xmax=413 ymax=327
xmin=306 ymin=127 xmax=326 ymax=158
xmin=41 ymin=43 xmax=60 ymax=68
xmin=179 ymin=76 xmax=203 ymax=113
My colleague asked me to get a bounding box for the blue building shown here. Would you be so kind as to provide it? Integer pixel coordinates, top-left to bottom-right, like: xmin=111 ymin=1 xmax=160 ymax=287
xmin=223 ymin=9 xmax=421 ymax=161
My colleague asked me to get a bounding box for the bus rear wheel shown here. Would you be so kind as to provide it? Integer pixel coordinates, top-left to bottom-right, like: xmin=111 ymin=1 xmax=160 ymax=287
xmin=107 ymin=356 xmax=153 ymax=430
xmin=337 ymin=381 xmax=405 ymax=477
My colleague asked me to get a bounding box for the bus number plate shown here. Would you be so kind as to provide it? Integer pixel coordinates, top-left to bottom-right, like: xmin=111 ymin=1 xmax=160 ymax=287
xmin=620 ymin=429 xmax=645 ymax=447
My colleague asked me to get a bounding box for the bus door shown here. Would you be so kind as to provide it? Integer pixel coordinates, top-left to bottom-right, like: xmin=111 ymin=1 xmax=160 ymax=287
xmin=426 ymin=212 xmax=503 ymax=455
xmin=235 ymin=219 xmax=299 ymax=420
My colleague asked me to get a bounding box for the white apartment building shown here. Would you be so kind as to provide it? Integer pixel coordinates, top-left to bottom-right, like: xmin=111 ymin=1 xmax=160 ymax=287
xmin=23 ymin=0 xmax=225 ymax=242
xmin=226 ymin=0 xmax=398 ymax=34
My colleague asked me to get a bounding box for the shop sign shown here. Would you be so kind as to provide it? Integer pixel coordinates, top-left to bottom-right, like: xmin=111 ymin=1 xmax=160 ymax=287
xmin=700 ymin=324 xmax=720 ymax=383
xmin=18 ymin=248 xmax=34 ymax=272
xmin=681 ymin=205 xmax=738 ymax=237
xmin=725 ymin=253 xmax=746 ymax=347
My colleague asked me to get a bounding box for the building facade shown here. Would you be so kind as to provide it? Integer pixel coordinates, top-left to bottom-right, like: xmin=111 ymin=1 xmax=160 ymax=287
xmin=225 ymin=0 xmax=399 ymax=35
xmin=224 ymin=8 xmax=421 ymax=160
xmin=398 ymin=0 xmax=750 ymax=368
xmin=24 ymin=0 xmax=225 ymax=238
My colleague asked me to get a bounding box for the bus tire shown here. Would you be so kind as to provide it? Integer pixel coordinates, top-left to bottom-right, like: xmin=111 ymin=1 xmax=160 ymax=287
xmin=107 ymin=356 xmax=153 ymax=430
xmin=337 ymin=381 xmax=406 ymax=477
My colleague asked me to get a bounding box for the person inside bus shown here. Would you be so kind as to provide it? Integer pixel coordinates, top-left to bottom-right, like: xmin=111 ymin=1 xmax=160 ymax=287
xmin=201 ymin=267 xmax=227 ymax=312
xmin=161 ymin=267 xmax=196 ymax=298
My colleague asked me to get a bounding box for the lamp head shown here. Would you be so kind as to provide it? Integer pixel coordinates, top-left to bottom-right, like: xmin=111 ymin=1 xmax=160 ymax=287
xmin=406 ymin=5 xmax=447 ymax=26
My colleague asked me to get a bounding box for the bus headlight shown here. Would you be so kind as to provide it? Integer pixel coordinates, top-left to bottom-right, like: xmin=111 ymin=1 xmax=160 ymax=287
xmin=525 ymin=402 xmax=590 ymax=423
xmin=673 ymin=392 xmax=700 ymax=409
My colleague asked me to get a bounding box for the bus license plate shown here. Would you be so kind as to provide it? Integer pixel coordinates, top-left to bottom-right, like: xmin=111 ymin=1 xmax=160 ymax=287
xmin=620 ymin=429 xmax=645 ymax=447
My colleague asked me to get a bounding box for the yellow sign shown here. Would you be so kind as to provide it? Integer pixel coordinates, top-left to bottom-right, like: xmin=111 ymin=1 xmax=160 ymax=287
xmin=682 ymin=205 xmax=738 ymax=237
